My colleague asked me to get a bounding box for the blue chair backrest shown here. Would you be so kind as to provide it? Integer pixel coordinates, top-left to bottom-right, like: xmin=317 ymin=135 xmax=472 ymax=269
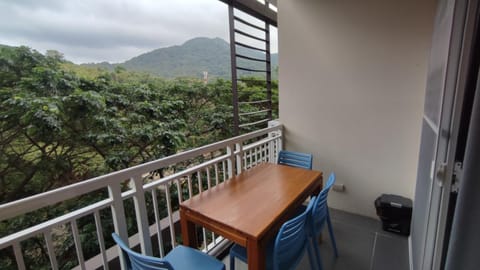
xmin=310 ymin=173 xmax=336 ymax=234
xmin=112 ymin=233 xmax=173 ymax=270
xmin=277 ymin=150 xmax=313 ymax=170
xmin=273 ymin=197 xmax=315 ymax=270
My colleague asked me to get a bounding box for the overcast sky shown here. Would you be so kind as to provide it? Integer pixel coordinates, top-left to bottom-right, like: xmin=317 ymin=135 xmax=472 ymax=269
xmin=0 ymin=0 xmax=277 ymax=64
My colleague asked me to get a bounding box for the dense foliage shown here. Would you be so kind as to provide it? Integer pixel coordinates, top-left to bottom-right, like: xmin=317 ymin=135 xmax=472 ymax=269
xmin=0 ymin=45 xmax=277 ymax=269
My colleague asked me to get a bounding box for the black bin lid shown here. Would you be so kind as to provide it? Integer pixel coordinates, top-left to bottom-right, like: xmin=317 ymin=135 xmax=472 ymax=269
xmin=376 ymin=194 xmax=412 ymax=209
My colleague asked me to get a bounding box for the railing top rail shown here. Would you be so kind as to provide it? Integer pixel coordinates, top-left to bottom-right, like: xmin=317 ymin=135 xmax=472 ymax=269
xmin=0 ymin=123 xmax=283 ymax=222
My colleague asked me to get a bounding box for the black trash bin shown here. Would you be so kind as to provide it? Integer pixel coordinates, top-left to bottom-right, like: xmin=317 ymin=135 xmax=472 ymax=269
xmin=374 ymin=194 xmax=412 ymax=236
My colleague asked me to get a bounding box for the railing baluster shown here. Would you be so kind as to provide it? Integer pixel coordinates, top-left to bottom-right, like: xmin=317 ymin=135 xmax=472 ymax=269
xmin=214 ymin=163 xmax=219 ymax=185
xmin=12 ymin=242 xmax=26 ymax=270
xmin=226 ymin=144 xmax=235 ymax=178
xmin=187 ymin=175 xmax=193 ymax=198
xmin=243 ymin=149 xmax=247 ymax=169
xmin=176 ymin=179 xmax=183 ymax=203
xmin=44 ymin=229 xmax=59 ymax=270
xmin=71 ymin=220 xmax=86 ymax=270
xmin=93 ymin=211 xmax=109 ymax=270
xmin=222 ymin=161 xmax=227 ymax=181
xmin=202 ymin=228 xmax=208 ymax=251
xmin=130 ymin=176 xmax=153 ymax=255
xmin=164 ymin=184 xmax=176 ymax=249
xmin=206 ymin=168 xmax=211 ymax=189
xmin=151 ymin=189 xmax=165 ymax=257
xmin=212 ymin=231 xmax=217 ymax=245
xmin=236 ymin=143 xmax=243 ymax=174
xmin=108 ymin=184 xmax=128 ymax=270
xmin=197 ymin=171 xmax=203 ymax=193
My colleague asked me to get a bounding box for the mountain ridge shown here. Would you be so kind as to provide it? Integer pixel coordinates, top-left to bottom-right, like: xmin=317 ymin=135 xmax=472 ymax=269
xmin=82 ymin=37 xmax=278 ymax=79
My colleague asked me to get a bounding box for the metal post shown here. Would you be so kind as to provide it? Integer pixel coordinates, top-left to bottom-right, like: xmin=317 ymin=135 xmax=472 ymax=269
xmin=229 ymin=5 xmax=240 ymax=135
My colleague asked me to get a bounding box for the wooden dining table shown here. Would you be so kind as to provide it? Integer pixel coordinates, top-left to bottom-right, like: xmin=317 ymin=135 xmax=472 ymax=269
xmin=180 ymin=163 xmax=323 ymax=270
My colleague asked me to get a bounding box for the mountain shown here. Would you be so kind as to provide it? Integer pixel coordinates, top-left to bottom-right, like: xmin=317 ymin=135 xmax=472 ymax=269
xmin=83 ymin=37 xmax=278 ymax=79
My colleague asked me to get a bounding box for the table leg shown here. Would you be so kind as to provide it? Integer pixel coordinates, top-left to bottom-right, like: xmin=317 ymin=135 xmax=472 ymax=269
xmin=180 ymin=210 xmax=198 ymax=248
xmin=247 ymin=239 xmax=266 ymax=270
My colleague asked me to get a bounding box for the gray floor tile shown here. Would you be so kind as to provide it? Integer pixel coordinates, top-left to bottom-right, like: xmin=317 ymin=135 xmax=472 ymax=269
xmin=222 ymin=209 xmax=409 ymax=270
xmin=370 ymin=232 xmax=409 ymax=270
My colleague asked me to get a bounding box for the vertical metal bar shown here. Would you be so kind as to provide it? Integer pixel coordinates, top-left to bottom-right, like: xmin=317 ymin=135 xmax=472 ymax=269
xmin=130 ymin=176 xmax=153 ymax=255
xmin=176 ymin=179 xmax=183 ymax=203
xmin=222 ymin=160 xmax=227 ymax=181
xmin=108 ymin=184 xmax=128 ymax=270
xmin=243 ymin=149 xmax=248 ymax=169
xmin=44 ymin=230 xmax=59 ymax=270
xmin=236 ymin=143 xmax=243 ymax=174
xmin=229 ymin=5 xmax=239 ymax=135
xmin=151 ymin=189 xmax=165 ymax=257
xmin=206 ymin=168 xmax=211 ymax=189
xmin=12 ymin=242 xmax=26 ymax=270
xmin=187 ymin=175 xmax=193 ymax=198
xmin=214 ymin=163 xmax=219 ymax=185
xmin=71 ymin=220 xmax=86 ymax=270
xmin=93 ymin=211 xmax=109 ymax=270
xmin=164 ymin=184 xmax=176 ymax=248
xmin=197 ymin=171 xmax=203 ymax=193
xmin=227 ymin=145 xmax=235 ymax=179
xmin=212 ymin=231 xmax=217 ymax=245
xmin=265 ymin=19 xmax=272 ymax=121
xmin=202 ymin=228 xmax=208 ymax=251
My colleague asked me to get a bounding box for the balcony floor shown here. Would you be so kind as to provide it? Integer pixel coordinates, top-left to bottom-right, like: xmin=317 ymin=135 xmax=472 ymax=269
xmin=223 ymin=208 xmax=410 ymax=270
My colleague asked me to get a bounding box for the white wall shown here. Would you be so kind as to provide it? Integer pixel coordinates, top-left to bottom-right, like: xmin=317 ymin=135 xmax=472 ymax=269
xmin=278 ymin=0 xmax=437 ymax=217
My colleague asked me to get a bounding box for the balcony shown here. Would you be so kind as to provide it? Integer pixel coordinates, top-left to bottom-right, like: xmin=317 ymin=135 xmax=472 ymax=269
xmin=1 ymin=0 xmax=479 ymax=269
xmin=0 ymin=121 xmax=412 ymax=270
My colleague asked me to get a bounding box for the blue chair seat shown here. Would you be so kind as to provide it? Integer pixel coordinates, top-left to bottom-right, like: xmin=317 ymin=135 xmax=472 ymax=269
xmin=165 ymin=245 xmax=225 ymax=270
xmin=112 ymin=233 xmax=225 ymax=270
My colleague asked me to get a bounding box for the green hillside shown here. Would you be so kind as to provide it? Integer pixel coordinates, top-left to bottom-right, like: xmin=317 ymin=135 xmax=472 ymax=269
xmin=82 ymin=37 xmax=278 ymax=79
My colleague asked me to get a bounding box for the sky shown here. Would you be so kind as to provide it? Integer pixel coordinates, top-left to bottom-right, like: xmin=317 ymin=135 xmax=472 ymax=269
xmin=0 ymin=0 xmax=277 ymax=64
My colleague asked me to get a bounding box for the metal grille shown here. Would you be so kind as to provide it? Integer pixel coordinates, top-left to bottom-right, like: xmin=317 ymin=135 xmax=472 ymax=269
xmin=229 ymin=2 xmax=274 ymax=135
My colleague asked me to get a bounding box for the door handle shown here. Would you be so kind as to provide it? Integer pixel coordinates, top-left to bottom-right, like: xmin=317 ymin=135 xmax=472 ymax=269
xmin=435 ymin=162 xmax=448 ymax=187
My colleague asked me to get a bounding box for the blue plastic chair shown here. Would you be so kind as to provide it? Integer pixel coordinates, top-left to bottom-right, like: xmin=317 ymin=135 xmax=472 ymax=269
xmin=277 ymin=150 xmax=313 ymax=170
xmin=229 ymin=198 xmax=316 ymax=270
xmin=307 ymin=173 xmax=339 ymax=270
xmin=112 ymin=233 xmax=225 ymax=270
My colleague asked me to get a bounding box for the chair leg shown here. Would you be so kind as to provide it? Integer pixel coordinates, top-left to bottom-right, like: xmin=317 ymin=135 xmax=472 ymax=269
xmin=307 ymin=238 xmax=320 ymax=270
xmin=312 ymin=236 xmax=323 ymax=270
xmin=230 ymin=255 xmax=235 ymax=270
xmin=326 ymin=209 xmax=339 ymax=258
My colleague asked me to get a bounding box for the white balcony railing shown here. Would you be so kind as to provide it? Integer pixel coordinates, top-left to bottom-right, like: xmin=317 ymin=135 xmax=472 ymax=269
xmin=0 ymin=121 xmax=283 ymax=270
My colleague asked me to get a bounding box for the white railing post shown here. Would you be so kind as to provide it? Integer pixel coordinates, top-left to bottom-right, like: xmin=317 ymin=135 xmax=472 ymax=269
xmin=130 ymin=176 xmax=153 ymax=256
xmin=226 ymin=144 xmax=235 ymax=178
xmin=108 ymin=184 xmax=129 ymax=270
xmin=235 ymin=143 xmax=244 ymax=175
xmin=12 ymin=242 xmax=26 ymax=270
xmin=268 ymin=120 xmax=282 ymax=163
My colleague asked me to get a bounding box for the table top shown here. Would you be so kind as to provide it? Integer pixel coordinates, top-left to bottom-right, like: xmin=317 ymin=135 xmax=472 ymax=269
xmin=180 ymin=163 xmax=323 ymax=240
